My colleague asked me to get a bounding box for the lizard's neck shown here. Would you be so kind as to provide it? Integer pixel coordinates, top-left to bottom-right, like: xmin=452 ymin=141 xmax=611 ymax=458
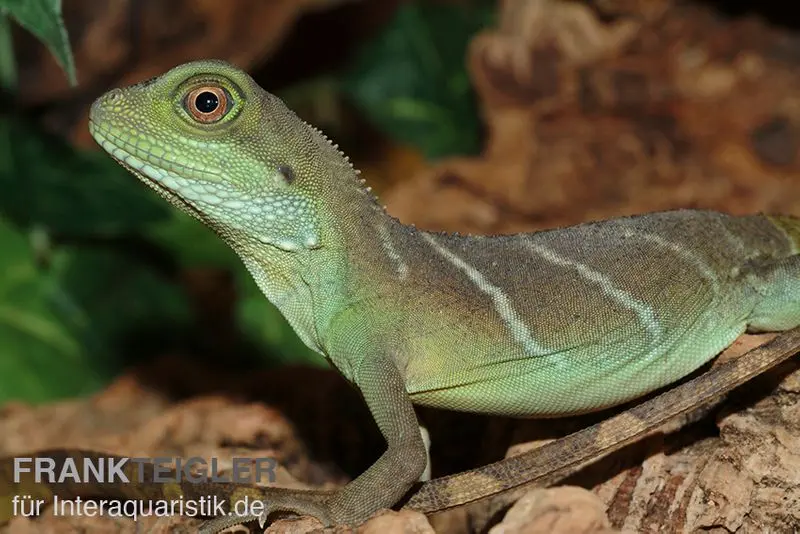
xmin=229 ymin=134 xmax=408 ymax=358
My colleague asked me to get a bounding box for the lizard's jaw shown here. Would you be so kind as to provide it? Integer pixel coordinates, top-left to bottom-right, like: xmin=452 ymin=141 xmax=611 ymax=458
xmin=115 ymin=152 xmax=204 ymax=221
xmin=89 ymin=120 xmax=320 ymax=254
xmin=89 ymin=120 xmax=221 ymax=221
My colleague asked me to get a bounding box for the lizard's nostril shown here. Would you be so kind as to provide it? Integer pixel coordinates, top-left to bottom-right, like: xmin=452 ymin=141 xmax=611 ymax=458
xmin=90 ymin=89 xmax=122 ymax=122
xmin=103 ymin=89 xmax=121 ymax=104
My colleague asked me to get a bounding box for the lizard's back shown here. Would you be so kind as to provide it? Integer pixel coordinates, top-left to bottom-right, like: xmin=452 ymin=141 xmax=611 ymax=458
xmin=371 ymin=210 xmax=800 ymax=416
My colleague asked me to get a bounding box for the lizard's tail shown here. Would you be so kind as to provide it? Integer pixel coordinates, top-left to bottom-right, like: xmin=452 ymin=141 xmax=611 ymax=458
xmin=768 ymin=214 xmax=800 ymax=251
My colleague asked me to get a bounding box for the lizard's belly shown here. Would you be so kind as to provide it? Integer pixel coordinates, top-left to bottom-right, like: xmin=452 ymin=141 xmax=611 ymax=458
xmin=404 ymin=304 xmax=748 ymax=417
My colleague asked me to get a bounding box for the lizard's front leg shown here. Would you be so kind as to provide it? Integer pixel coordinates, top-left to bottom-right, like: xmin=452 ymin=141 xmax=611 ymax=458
xmin=199 ymin=353 xmax=428 ymax=532
xmin=322 ymin=354 xmax=429 ymax=522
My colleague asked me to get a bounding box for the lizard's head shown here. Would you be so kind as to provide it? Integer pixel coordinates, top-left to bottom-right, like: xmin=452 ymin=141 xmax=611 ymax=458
xmin=89 ymin=60 xmax=341 ymax=253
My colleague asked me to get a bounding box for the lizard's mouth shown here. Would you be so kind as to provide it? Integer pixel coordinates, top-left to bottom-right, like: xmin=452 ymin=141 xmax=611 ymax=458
xmin=89 ymin=120 xmax=210 ymax=221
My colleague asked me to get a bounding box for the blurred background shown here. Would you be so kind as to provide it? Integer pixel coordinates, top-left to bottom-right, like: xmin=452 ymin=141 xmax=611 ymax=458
xmin=0 ymin=0 xmax=799 ymax=404
xmin=1 ymin=2 xmax=800 ymax=532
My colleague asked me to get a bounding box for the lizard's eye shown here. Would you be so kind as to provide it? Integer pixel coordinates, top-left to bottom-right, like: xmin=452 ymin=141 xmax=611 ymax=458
xmin=185 ymin=86 xmax=229 ymax=123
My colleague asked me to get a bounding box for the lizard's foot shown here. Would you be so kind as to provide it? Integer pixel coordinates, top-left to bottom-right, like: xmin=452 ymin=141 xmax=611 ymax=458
xmin=257 ymin=498 xmax=332 ymax=528
xmin=197 ymin=496 xmax=333 ymax=534
xmin=198 ymin=514 xmax=257 ymax=534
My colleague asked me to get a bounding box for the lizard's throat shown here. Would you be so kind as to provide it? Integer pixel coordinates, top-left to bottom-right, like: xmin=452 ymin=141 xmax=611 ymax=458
xmin=237 ymin=250 xmax=332 ymax=355
xmin=91 ymin=124 xmax=323 ymax=252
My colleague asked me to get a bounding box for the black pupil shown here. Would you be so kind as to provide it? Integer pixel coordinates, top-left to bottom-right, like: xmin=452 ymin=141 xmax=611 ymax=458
xmin=195 ymin=91 xmax=219 ymax=114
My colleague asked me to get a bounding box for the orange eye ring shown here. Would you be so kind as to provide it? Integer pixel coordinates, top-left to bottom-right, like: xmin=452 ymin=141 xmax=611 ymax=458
xmin=185 ymin=86 xmax=229 ymax=123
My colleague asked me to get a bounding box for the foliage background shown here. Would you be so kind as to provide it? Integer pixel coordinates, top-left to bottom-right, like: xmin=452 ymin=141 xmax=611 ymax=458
xmin=2 ymin=0 xmax=799 ymax=407
xmin=0 ymin=0 xmax=494 ymax=402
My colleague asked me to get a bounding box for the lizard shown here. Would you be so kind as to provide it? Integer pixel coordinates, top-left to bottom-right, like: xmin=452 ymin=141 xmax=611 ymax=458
xmin=3 ymin=59 xmax=800 ymax=531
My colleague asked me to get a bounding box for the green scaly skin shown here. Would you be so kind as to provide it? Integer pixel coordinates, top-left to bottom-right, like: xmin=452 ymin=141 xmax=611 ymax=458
xmin=5 ymin=60 xmax=800 ymax=531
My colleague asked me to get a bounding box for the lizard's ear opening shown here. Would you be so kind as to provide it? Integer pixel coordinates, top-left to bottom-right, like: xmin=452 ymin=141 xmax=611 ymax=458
xmin=277 ymin=165 xmax=295 ymax=185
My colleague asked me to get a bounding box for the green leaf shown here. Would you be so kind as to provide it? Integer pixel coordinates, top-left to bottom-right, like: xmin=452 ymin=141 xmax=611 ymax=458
xmin=0 ymin=15 xmax=16 ymax=90
xmin=53 ymin=244 xmax=192 ymax=374
xmin=0 ymin=218 xmax=104 ymax=402
xmin=343 ymin=1 xmax=494 ymax=159
xmin=0 ymin=117 xmax=170 ymax=236
xmin=0 ymin=0 xmax=75 ymax=85
xmin=0 ymin=216 xmax=192 ymax=403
